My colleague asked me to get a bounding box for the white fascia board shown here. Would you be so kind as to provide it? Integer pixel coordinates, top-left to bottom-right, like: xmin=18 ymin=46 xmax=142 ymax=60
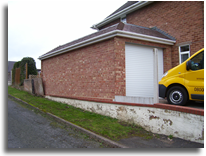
xmin=116 ymin=30 xmax=176 ymax=45
xmin=38 ymin=31 xmax=117 ymax=60
xmin=38 ymin=30 xmax=175 ymax=60
xmin=91 ymin=1 xmax=153 ymax=29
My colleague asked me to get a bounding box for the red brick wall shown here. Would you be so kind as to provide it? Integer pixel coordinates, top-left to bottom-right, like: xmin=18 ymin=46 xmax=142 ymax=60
xmin=41 ymin=1 xmax=204 ymax=101
xmin=126 ymin=1 xmax=204 ymax=67
xmin=100 ymin=1 xmax=204 ymax=67
xmin=42 ymin=39 xmax=116 ymax=101
xmin=42 ymin=36 xmax=171 ymax=100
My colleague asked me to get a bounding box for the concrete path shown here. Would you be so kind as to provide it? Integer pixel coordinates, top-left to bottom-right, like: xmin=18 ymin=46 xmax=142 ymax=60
xmin=8 ymin=97 xmax=107 ymax=148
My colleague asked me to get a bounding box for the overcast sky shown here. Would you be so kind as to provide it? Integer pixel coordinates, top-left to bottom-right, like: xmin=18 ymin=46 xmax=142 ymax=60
xmin=8 ymin=0 xmax=126 ymax=69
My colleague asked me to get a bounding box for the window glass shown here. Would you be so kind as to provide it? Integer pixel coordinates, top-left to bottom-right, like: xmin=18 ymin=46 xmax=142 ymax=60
xmin=181 ymin=53 xmax=189 ymax=63
xmin=190 ymin=51 xmax=204 ymax=70
xmin=180 ymin=45 xmax=189 ymax=52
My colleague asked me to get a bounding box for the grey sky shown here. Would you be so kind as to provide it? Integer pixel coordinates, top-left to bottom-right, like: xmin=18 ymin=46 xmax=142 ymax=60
xmin=8 ymin=0 xmax=126 ymax=69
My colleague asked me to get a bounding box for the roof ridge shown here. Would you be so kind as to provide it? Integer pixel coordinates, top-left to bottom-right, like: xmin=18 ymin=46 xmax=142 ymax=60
xmin=124 ymin=23 xmax=150 ymax=30
xmin=150 ymin=26 xmax=176 ymax=41
xmin=121 ymin=22 xmax=176 ymax=41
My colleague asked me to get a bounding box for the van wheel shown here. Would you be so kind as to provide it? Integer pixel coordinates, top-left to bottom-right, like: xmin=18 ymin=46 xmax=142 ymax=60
xmin=167 ymin=86 xmax=188 ymax=106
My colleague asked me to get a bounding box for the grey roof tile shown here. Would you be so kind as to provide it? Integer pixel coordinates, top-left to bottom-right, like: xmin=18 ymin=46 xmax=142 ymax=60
xmin=40 ymin=22 xmax=175 ymax=58
xmin=123 ymin=23 xmax=175 ymax=40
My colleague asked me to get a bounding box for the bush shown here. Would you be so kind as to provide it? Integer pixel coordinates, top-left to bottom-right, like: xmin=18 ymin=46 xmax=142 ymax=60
xmin=20 ymin=57 xmax=37 ymax=85
xmin=12 ymin=57 xmax=38 ymax=86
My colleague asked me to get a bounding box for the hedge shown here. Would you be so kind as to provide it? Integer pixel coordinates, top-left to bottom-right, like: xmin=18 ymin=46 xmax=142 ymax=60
xmin=12 ymin=57 xmax=37 ymax=86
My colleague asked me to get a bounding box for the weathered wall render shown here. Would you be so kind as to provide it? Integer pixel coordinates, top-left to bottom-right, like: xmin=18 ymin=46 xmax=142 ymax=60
xmin=46 ymin=96 xmax=204 ymax=144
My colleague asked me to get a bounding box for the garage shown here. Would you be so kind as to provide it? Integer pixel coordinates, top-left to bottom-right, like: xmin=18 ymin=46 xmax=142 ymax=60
xmin=125 ymin=43 xmax=164 ymax=98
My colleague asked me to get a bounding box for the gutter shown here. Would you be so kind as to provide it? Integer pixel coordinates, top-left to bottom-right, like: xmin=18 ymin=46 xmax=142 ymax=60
xmin=38 ymin=31 xmax=117 ymax=60
xmin=91 ymin=1 xmax=154 ymax=30
xmin=116 ymin=30 xmax=176 ymax=45
xmin=38 ymin=30 xmax=175 ymax=60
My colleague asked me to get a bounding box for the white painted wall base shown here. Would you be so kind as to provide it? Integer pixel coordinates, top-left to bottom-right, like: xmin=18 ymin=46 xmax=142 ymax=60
xmin=114 ymin=95 xmax=154 ymax=104
xmin=46 ymin=96 xmax=204 ymax=144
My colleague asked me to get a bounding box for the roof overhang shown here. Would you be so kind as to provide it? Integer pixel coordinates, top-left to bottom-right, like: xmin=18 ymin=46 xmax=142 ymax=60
xmin=91 ymin=1 xmax=154 ymax=30
xmin=38 ymin=30 xmax=176 ymax=60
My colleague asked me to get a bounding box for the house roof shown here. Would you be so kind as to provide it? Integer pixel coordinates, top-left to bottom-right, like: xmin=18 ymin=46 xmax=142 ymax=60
xmin=8 ymin=61 xmax=16 ymax=72
xmin=91 ymin=1 xmax=154 ymax=30
xmin=39 ymin=22 xmax=175 ymax=60
xmin=106 ymin=1 xmax=139 ymax=18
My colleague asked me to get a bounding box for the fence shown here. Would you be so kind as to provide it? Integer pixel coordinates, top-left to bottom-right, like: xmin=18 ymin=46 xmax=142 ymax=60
xmin=15 ymin=68 xmax=20 ymax=85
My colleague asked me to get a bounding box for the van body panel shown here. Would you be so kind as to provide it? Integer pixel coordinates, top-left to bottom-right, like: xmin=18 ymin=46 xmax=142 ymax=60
xmin=159 ymin=48 xmax=204 ymax=105
xmin=185 ymin=69 xmax=204 ymax=100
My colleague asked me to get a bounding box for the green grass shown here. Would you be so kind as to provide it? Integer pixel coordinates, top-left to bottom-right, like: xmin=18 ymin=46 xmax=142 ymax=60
xmin=8 ymin=86 xmax=153 ymax=141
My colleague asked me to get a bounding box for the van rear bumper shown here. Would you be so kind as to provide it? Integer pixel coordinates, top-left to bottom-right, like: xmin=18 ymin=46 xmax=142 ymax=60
xmin=159 ymin=84 xmax=167 ymax=98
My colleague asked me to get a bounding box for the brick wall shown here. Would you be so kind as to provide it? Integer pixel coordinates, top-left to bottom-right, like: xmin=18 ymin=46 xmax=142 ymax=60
xmin=42 ymin=36 xmax=173 ymax=100
xmin=41 ymin=1 xmax=203 ymax=101
xmin=127 ymin=1 xmax=204 ymax=67
xmin=100 ymin=1 xmax=204 ymax=67
xmin=42 ymin=39 xmax=116 ymax=101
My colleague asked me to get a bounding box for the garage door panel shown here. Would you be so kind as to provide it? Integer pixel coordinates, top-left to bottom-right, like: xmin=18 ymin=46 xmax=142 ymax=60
xmin=125 ymin=44 xmax=163 ymax=98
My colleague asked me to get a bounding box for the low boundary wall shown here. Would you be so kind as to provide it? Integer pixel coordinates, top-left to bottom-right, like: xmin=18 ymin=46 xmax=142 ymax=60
xmin=24 ymin=78 xmax=44 ymax=96
xmin=45 ymin=95 xmax=204 ymax=144
xmin=24 ymin=79 xmax=32 ymax=94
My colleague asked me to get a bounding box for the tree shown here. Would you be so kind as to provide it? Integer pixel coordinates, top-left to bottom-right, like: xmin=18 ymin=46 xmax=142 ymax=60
xmin=20 ymin=57 xmax=37 ymax=85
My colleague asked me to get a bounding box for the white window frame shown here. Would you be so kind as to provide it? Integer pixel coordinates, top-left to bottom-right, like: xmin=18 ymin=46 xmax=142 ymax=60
xmin=179 ymin=45 xmax=190 ymax=64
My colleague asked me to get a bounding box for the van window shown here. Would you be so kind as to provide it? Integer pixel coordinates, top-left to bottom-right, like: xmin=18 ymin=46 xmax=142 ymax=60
xmin=190 ymin=51 xmax=204 ymax=70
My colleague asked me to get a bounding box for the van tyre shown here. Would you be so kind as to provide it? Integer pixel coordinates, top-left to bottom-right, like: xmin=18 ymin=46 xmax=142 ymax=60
xmin=167 ymin=86 xmax=188 ymax=106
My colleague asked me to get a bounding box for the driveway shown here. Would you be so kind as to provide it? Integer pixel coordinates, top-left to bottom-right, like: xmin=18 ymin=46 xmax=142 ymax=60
xmin=159 ymin=99 xmax=204 ymax=109
xmin=8 ymin=97 xmax=107 ymax=148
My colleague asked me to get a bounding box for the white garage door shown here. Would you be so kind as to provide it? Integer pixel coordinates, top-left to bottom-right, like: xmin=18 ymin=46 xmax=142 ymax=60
xmin=125 ymin=43 xmax=164 ymax=98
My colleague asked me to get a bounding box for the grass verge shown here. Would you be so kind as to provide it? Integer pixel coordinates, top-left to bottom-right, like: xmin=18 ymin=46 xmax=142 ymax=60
xmin=8 ymin=86 xmax=154 ymax=141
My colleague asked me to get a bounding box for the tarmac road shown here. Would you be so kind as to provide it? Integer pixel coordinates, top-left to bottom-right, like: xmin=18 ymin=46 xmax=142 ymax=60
xmin=7 ymin=97 xmax=107 ymax=148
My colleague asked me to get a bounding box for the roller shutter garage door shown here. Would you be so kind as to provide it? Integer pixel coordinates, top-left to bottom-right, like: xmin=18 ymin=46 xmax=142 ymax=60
xmin=125 ymin=43 xmax=164 ymax=98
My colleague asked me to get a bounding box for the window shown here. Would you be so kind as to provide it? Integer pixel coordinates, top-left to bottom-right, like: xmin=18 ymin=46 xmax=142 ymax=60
xmin=179 ymin=45 xmax=190 ymax=64
xmin=190 ymin=51 xmax=204 ymax=71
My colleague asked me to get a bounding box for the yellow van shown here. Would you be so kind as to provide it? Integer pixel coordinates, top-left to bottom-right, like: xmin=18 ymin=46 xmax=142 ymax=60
xmin=159 ymin=48 xmax=204 ymax=105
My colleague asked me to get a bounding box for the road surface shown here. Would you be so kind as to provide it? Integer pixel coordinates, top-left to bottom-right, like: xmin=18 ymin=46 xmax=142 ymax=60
xmin=8 ymin=97 xmax=107 ymax=148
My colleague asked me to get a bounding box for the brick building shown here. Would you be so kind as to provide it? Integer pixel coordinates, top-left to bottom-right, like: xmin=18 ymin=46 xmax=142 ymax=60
xmin=39 ymin=1 xmax=204 ymax=103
